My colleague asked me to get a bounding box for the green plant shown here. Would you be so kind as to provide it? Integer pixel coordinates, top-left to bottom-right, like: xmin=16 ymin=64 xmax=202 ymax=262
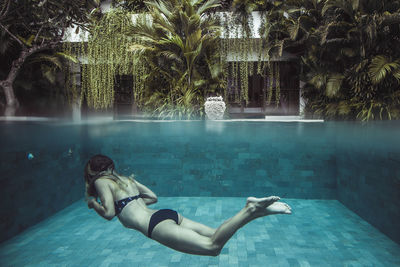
xmin=273 ymin=0 xmax=400 ymax=120
xmin=223 ymin=0 xmax=286 ymax=107
xmin=79 ymin=9 xmax=134 ymax=109
xmin=0 ymin=0 xmax=96 ymax=116
xmin=129 ymin=0 xmax=222 ymax=119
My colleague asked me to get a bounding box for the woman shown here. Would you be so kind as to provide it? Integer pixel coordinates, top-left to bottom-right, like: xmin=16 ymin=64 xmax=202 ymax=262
xmin=84 ymin=154 xmax=292 ymax=256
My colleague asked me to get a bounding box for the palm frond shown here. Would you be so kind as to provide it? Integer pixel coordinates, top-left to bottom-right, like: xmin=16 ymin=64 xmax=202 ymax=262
xmin=129 ymin=43 xmax=155 ymax=55
xmin=322 ymin=0 xmax=354 ymax=18
xmin=197 ymin=0 xmax=220 ymax=16
xmin=368 ymin=55 xmax=400 ymax=84
xmin=288 ymin=19 xmax=300 ymax=40
xmin=309 ymin=73 xmax=327 ymax=89
xmin=41 ymin=65 xmax=56 ymax=84
xmin=145 ymin=0 xmax=172 ymax=19
xmin=325 ymin=102 xmax=338 ymax=117
xmin=27 ymin=54 xmax=63 ymax=69
xmin=55 ymin=52 xmax=78 ymax=63
xmin=158 ymin=50 xmax=184 ymax=64
xmin=326 ymin=73 xmax=344 ymax=97
xmin=393 ymin=69 xmax=400 ymax=83
xmin=160 ymin=35 xmax=185 ymax=51
xmin=338 ymin=100 xmax=352 ymax=116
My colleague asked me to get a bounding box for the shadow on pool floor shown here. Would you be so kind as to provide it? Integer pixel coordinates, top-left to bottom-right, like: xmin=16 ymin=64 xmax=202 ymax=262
xmin=0 ymin=198 xmax=399 ymax=267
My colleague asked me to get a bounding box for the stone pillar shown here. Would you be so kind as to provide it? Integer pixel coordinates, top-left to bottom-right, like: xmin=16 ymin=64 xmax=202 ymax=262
xmin=70 ymin=63 xmax=82 ymax=122
xmin=72 ymin=97 xmax=81 ymax=122
xmin=299 ymin=81 xmax=306 ymax=116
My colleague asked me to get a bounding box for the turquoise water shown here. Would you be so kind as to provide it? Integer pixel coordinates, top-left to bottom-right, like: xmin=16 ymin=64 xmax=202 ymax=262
xmin=0 ymin=120 xmax=399 ymax=265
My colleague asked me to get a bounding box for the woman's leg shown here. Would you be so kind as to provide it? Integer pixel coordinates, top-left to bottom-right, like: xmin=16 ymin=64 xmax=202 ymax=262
xmin=150 ymin=196 xmax=291 ymax=256
xmin=210 ymin=196 xmax=290 ymax=249
xmin=180 ymin=216 xmax=216 ymax=237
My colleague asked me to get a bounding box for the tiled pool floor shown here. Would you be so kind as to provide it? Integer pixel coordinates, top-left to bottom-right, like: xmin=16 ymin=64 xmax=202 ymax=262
xmin=1 ymin=198 xmax=399 ymax=267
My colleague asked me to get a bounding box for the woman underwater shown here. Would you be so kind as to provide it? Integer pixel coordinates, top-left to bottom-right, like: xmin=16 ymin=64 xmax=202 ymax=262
xmin=84 ymin=154 xmax=292 ymax=256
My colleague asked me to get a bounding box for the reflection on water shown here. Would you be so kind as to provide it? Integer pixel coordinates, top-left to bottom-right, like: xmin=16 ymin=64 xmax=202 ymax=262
xmin=205 ymin=120 xmax=226 ymax=134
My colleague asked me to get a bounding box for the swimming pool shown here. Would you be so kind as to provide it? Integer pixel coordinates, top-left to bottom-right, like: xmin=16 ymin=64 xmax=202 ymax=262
xmin=0 ymin=120 xmax=399 ymax=266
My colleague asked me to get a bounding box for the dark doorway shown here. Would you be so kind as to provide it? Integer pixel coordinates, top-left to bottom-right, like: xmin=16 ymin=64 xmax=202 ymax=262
xmin=273 ymin=62 xmax=300 ymax=115
xmin=228 ymin=61 xmax=300 ymax=117
xmin=113 ymin=75 xmax=135 ymax=118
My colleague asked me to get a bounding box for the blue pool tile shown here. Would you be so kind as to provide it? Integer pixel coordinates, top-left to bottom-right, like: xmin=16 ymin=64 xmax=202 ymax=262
xmin=0 ymin=198 xmax=400 ymax=267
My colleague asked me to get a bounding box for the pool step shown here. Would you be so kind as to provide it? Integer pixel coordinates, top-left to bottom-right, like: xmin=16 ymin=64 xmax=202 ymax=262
xmin=264 ymin=116 xmax=324 ymax=122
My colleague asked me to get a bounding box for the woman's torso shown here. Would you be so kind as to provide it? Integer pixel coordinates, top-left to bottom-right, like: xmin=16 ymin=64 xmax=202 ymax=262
xmin=98 ymin=175 xmax=156 ymax=235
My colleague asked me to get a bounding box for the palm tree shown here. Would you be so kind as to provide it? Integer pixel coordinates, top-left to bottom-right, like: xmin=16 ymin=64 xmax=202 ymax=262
xmin=129 ymin=0 xmax=222 ymax=119
xmin=271 ymin=0 xmax=400 ymax=120
xmin=316 ymin=0 xmax=400 ymax=120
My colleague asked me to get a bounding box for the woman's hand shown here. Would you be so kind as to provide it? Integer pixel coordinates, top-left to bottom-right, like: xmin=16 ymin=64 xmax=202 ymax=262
xmin=87 ymin=198 xmax=97 ymax=209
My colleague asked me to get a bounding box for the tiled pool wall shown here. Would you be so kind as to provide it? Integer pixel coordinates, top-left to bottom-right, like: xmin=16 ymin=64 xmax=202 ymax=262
xmin=86 ymin=122 xmax=337 ymax=198
xmin=335 ymin=123 xmax=400 ymax=244
xmin=0 ymin=121 xmax=399 ymax=246
xmin=0 ymin=122 xmax=89 ymax=243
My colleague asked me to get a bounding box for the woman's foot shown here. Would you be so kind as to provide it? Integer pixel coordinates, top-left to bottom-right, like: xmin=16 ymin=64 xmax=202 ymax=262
xmin=246 ymin=196 xmax=291 ymax=217
xmin=264 ymin=202 xmax=292 ymax=215
xmin=246 ymin=196 xmax=280 ymax=209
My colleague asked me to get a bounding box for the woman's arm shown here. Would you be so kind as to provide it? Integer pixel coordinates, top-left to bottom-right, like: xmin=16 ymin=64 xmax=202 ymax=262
xmin=133 ymin=178 xmax=158 ymax=205
xmin=88 ymin=179 xmax=116 ymax=220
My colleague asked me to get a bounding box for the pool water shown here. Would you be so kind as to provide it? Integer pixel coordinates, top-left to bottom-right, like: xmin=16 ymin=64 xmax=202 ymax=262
xmin=0 ymin=120 xmax=399 ymax=266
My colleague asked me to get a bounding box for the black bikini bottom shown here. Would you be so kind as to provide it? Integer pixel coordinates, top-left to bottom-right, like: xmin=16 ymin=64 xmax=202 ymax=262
xmin=148 ymin=209 xmax=179 ymax=238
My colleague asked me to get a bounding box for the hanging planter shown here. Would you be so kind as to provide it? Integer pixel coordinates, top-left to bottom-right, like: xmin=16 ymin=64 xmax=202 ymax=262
xmin=204 ymin=96 xmax=226 ymax=120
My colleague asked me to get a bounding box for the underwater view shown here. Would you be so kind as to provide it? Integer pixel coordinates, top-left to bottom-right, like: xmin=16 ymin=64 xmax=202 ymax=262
xmin=0 ymin=120 xmax=399 ymax=266
xmin=1 ymin=0 xmax=400 ymax=266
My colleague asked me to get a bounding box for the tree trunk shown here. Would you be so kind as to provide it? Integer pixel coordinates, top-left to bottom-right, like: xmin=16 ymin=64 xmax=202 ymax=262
xmin=0 ymin=80 xmax=19 ymax=117
xmin=0 ymin=50 xmax=29 ymax=116
xmin=0 ymin=80 xmax=19 ymax=116
xmin=0 ymin=45 xmax=50 ymax=116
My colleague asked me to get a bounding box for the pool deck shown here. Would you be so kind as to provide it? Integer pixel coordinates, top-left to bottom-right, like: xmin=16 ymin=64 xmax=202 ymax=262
xmin=0 ymin=198 xmax=399 ymax=267
xmin=0 ymin=116 xmax=324 ymax=123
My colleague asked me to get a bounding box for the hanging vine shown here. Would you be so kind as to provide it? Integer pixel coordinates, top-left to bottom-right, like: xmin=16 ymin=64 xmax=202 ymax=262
xmin=267 ymin=63 xmax=273 ymax=104
xmin=275 ymin=61 xmax=280 ymax=106
xmin=221 ymin=12 xmax=230 ymax=102
xmin=63 ymin=2 xmax=284 ymax=113
xmin=83 ymin=9 xmax=134 ymax=109
xmin=64 ymin=9 xmax=144 ymax=109
xmin=217 ymin=7 xmax=284 ymax=109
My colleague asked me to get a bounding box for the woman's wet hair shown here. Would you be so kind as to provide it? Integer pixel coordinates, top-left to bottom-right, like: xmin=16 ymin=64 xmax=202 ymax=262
xmin=84 ymin=154 xmax=115 ymax=198
xmin=86 ymin=154 xmax=114 ymax=175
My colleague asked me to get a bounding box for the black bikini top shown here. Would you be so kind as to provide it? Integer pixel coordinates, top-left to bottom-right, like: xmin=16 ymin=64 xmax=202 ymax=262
xmin=114 ymin=195 xmax=142 ymax=215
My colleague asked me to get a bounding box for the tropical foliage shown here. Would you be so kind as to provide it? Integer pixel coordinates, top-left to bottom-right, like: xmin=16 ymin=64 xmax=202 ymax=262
xmin=264 ymin=0 xmax=400 ymax=120
xmin=0 ymin=0 xmax=97 ymax=116
xmin=129 ymin=0 xmax=223 ymax=119
xmin=3 ymin=0 xmax=399 ymax=121
xmin=72 ymin=0 xmax=223 ymax=119
xmin=220 ymin=0 xmax=294 ymax=108
xmin=68 ymin=8 xmax=136 ymax=109
xmin=111 ymin=0 xmax=148 ymax=12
